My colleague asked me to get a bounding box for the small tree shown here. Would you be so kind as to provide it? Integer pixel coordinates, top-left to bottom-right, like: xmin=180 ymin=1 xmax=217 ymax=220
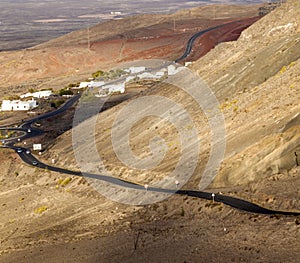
xmin=92 ymin=70 xmax=104 ymax=79
xmin=59 ymin=89 xmax=73 ymax=96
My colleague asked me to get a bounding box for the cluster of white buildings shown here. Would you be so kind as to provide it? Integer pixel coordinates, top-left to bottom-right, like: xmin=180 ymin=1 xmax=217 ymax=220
xmin=79 ymin=65 xmax=185 ymax=97
xmin=1 ymin=99 xmax=37 ymax=111
xmin=1 ymin=63 xmax=190 ymax=111
xmin=20 ymin=90 xmax=53 ymax=99
xmin=1 ymin=90 xmax=53 ymax=112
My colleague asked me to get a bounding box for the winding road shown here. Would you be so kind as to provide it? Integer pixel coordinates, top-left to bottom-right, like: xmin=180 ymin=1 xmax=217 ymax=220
xmin=1 ymin=20 xmax=299 ymax=216
xmin=175 ymin=17 xmax=259 ymax=63
xmin=175 ymin=23 xmax=225 ymax=63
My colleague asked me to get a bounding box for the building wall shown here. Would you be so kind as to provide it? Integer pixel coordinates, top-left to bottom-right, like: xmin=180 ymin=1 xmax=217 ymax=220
xmin=20 ymin=90 xmax=52 ymax=99
xmin=1 ymin=100 xmax=37 ymax=111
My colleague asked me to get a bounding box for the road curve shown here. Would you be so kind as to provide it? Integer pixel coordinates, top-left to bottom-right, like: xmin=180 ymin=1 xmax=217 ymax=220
xmin=0 ymin=94 xmax=81 ymax=146
xmin=175 ymin=18 xmax=258 ymax=63
xmin=0 ymin=28 xmax=300 ymax=216
xmin=9 ymin=147 xmax=300 ymax=216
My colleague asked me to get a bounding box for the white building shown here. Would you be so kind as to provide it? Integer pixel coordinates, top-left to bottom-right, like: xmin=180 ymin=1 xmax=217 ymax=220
xmin=1 ymin=99 xmax=37 ymax=111
xmin=167 ymin=65 xmax=184 ymax=76
xmin=88 ymin=81 xmax=105 ymax=88
xmin=106 ymin=83 xmax=125 ymax=94
xmin=33 ymin=144 xmax=42 ymax=151
xmin=20 ymin=90 xmax=52 ymax=99
xmin=97 ymin=83 xmax=125 ymax=97
xmin=78 ymin=82 xmax=90 ymax=89
xmin=137 ymin=71 xmax=165 ymax=80
xmin=126 ymin=76 xmax=136 ymax=83
xmin=155 ymin=71 xmax=165 ymax=78
xmin=111 ymin=11 xmax=122 ymax=15
xmin=124 ymin=66 xmax=146 ymax=74
xmin=137 ymin=72 xmax=157 ymax=79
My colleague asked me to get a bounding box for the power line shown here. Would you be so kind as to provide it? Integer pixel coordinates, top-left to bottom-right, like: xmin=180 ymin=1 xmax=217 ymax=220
xmin=87 ymin=26 xmax=90 ymax=50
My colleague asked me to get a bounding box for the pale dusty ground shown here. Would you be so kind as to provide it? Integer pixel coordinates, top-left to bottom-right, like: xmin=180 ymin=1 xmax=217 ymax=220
xmin=0 ymin=149 xmax=299 ymax=262
xmin=1 ymin=2 xmax=300 ymax=262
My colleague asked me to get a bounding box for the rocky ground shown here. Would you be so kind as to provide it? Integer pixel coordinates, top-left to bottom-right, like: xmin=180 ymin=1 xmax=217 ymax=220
xmin=1 ymin=2 xmax=300 ymax=262
xmin=0 ymin=148 xmax=299 ymax=262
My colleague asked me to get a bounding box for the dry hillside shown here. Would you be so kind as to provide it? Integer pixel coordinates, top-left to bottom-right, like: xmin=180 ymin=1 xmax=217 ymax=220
xmin=0 ymin=4 xmax=260 ymax=99
xmin=1 ymin=2 xmax=300 ymax=262
xmin=48 ymin=0 xmax=300 ymax=210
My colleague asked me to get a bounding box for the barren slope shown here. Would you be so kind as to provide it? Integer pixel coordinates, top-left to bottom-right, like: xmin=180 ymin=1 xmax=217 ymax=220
xmin=191 ymin=0 xmax=300 ymax=189
xmin=47 ymin=0 xmax=300 ymax=209
xmin=1 ymin=2 xmax=300 ymax=262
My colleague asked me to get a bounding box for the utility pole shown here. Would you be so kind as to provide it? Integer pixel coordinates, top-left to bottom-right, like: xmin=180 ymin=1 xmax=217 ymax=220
xmin=87 ymin=26 xmax=91 ymax=50
xmin=173 ymin=18 xmax=176 ymax=33
xmin=213 ymin=6 xmax=216 ymax=20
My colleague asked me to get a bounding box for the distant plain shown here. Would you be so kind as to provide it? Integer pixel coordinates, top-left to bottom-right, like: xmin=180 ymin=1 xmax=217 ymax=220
xmin=0 ymin=0 xmax=268 ymax=51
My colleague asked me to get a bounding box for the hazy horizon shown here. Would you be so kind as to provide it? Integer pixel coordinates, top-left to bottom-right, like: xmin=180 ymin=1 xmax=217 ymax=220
xmin=0 ymin=0 xmax=273 ymax=51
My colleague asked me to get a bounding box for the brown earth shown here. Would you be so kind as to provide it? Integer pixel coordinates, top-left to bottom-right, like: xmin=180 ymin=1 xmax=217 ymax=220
xmin=1 ymin=2 xmax=300 ymax=263
xmin=0 ymin=4 xmax=260 ymax=99
xmin=0 ymin=148 xmax=299 ymax=263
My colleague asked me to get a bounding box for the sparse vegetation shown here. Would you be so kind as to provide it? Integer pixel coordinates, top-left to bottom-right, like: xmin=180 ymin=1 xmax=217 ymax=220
xmin=92 ymin=70 xmax=104 ymax=79
xmin=3 ymin=95 xmax=20 ymax=100
xmin=28 ymin=88 xmax=36 ymax=93
xmin=50 ymin=99 xmax=65 ymax=108
xmin=0 ymin=2 xmax=300 ymax=261
xmin=58 ymin=88 xmax=73 ymax=96
xmin=219 ymin=98 xmax=239 ymax=112
xmin=57 ymin=177 xmax=72 ymax=187
xmin=180 ymin=207 xmax=185 ymax=216
xmin=91 ymin=69 xmax=127 ymax=81
xmin=34 ymin=206 xmax=48 ymax=214
xmin=67 ymin=83 xmax=79 ymax=88
xmin=279 ymin=61 xmax=297 ymax=75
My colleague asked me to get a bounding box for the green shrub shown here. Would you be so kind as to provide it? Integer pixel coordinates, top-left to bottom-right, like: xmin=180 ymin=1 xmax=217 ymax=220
xmin=28 ymin=88 xmax=36 ymax=93
xmin=92 ymin=70 xmax=104 ymax=79
xmin=57 ymin=177 xmax=72 ymax=187
xmin=180 ymin=207 xmax=185 ymax=217
xmin=34 ymin=206 xmax=48 ymax=214
xmin=59 ymin=89 xmax=73 ymax=96
xmin=51 ymin=99 xmax=65 ymax=108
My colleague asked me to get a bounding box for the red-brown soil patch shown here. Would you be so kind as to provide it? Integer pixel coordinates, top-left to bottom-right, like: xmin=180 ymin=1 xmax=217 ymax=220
xmin=180 ymin=16 xmax=261 ymax=62
xmin=0 ymin=15 xmax=260 ymax=97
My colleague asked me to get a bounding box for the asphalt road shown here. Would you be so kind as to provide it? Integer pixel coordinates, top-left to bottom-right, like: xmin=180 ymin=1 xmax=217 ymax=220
xmin=0 ymin=94 xmax=80 ymax=145
xmin=175 ymin=18 xmax=256 ymax=63
xmin=0 ymin=23 xmax=299 ymax=216
xmin=175 ymin=24 xmax=224 ymax=63
xmin=13 ymin=145 xmax=300 ymax=215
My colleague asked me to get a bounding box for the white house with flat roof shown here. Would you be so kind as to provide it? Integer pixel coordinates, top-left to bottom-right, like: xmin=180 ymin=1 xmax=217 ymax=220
xmin=124 ymin=66 xmax=146 ymax=74
xmin=1 ymin=99 xmax=37 ymax=111
xmin=126 ymin=76 xmax=136 ymax=83
xmin=107 ymin=83 xmax=125 ymax=94
xmin=20 ymin=90 xmax=52 ymax=99
xmin=88 ymin=81 xmax=105 ymax=88
xmin=33 ymin=144 xmax=42 ymax=151
xmin=137 ymin=72 xmax=156 ymax=79
xmin=167 ymin=65 xmax=184 ymax=76
xmin=137 ymin=71 xmax=165 ymax=80
xmin=97 ymin=82 xmax=125 ymax=97
xmin=78 ymin=82 xmax=90 ymax=89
